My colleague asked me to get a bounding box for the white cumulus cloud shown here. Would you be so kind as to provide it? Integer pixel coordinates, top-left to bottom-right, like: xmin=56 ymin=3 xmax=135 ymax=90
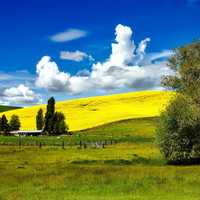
xmin=0 ymin=84 xmax=42 ymax=105
xmin=36 ymin=56 xmax=70 ymax=91
xmin=60 ymin=50 xmax=94 ymax=62
xmin=50 ymin=29 xmax=88 ymax=42
xmin=36 ymin=24 xmax=173 ymax=94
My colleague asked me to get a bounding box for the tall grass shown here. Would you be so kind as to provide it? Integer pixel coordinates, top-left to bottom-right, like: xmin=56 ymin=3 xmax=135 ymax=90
xmin=0 ymin=146 xmax=200 ymax=200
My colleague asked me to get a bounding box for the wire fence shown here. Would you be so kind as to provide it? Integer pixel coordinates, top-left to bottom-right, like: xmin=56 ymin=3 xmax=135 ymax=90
xmin=0 ymin=135 xmax=118 ymax=149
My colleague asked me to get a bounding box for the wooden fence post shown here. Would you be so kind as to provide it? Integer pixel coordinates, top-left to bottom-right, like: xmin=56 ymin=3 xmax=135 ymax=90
xmin=62 ymin=141 xmax=65 ymax=149
xmin=19 ymin=136 xmax=21 ymax=149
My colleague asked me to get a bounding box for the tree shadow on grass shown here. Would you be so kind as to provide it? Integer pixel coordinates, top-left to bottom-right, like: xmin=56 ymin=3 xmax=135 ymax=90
xmin=71 ymin=155 xmax=165 ymax=166
xmin=167 ymin=158 xmax=200 ymax=166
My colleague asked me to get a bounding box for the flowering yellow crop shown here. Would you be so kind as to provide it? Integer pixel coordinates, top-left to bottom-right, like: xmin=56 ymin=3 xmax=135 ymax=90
xmin=2 ymin=90 xmax=174 ymax=131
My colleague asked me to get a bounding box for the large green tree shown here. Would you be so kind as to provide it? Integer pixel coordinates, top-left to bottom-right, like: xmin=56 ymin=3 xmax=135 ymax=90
xmin=36 ymin=108 xmax=44 ymax=130
xmin=157 ymin=42 xmax=200 ymax=164
xmin=43 ymin=97 xmax=68 ymax=135
xmin=9 ymin=115 xmax=21 ymax=131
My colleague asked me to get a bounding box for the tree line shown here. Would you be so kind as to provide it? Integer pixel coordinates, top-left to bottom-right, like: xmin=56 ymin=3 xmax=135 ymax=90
xmin=0 ymin=97 xmax=68 ymax=136
xmin=0 ymin=114 xmax=20 ymax=135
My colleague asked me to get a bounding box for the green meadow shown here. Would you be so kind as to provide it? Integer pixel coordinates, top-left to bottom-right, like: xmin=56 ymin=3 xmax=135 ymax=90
xmin=0 ymin=117 xmax=200 ymax=200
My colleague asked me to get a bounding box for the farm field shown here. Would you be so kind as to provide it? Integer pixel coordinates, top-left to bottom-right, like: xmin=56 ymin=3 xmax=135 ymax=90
xmin=0 ymin=117 xmax=200 ymax=200
xmin=1 ymin=90 xmax=174 ymax=131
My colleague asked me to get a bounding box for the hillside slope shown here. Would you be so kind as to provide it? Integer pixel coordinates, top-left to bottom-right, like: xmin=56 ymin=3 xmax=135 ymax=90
xmin=0 ymin=105 xmax=21 ymax=113
xmin=2 ymin=90 xmax=174 ymax=131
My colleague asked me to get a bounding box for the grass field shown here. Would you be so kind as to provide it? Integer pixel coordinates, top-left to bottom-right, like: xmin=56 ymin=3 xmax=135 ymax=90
xmin=1 ymin=90 xmax=173 ymax=131
xmin=1 ymin=144 xmax=200 ymax=199
xmin=0 ymin=117 xmax=156 ymax=146
xmin=1 ymin=117 xmax=200 ymax=200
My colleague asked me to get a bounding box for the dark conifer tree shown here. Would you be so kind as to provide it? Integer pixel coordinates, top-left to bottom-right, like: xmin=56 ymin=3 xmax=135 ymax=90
xmin=1 ymin=114 xmax=10 ymax=135
xmin=36 ymin=108 xmax=44 ymax=130
xmin=43 ymin=97 xmax=55 ymax=134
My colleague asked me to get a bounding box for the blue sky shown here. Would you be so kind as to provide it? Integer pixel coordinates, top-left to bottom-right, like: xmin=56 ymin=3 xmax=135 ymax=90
xmin=0 ymin=0 xmax=200 ymax=106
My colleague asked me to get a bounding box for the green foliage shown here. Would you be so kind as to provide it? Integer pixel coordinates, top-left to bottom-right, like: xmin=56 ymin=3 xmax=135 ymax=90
xmin=43 ymin=97 xmax=68 ymax=135
xmin=0 ymin=114 xmax=10 ymax=135
xmin=44 ymin=97 xmax=55 ymax=134
xmin=9 ymin=115 xmax=21 ymax=131
xmin=51 ymin=112 xmax=68 ymax=135
xmin=36 ymin=108 xmax=44 ymax=130
xmin=162 ymin=42 xmax=200 ymax=104
xmin=158 ymin=42 xmax=200 ymax=164
xmin=157 ymin=94 xmax=200 ymax=163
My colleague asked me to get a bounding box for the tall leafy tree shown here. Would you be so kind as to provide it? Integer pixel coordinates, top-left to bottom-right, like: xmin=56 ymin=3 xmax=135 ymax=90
xmin=36 ymin=108 xmax=44 ymax=130
xmin=157 ymin=42 xmax=200 ymax=164
xmin=9 ymin=115 xmax=21 ymax=131
xmin=43 ymin=97 xmax=55 ymax=134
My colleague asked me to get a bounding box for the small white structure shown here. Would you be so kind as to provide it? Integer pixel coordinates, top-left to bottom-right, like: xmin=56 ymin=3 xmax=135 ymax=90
xmin=10 ymin=130 xmax=43 ymax=136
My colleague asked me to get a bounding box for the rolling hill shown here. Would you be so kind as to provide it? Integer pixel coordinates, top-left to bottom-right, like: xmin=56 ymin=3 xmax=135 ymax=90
xmin=0 ymin=105 xmax=21 ymax=113
xmin=1 ymin=90 xmax=174 ymax=131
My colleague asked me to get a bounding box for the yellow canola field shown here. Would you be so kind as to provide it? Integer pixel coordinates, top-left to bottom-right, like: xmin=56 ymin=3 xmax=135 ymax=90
xmin=2 ymin=90 xmax=174 ymax=131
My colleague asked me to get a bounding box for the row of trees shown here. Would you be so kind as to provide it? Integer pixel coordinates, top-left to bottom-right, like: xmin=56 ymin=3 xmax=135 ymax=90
xmin=36 ymin=97 xmax=69 ymax=135
xmin=0 ymin=97 xmax=68 ymax=136
xmin=0 ymin=114 xmax=20 ymax=135
xmin=157 ymin=41 xmax=200 ymax=164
